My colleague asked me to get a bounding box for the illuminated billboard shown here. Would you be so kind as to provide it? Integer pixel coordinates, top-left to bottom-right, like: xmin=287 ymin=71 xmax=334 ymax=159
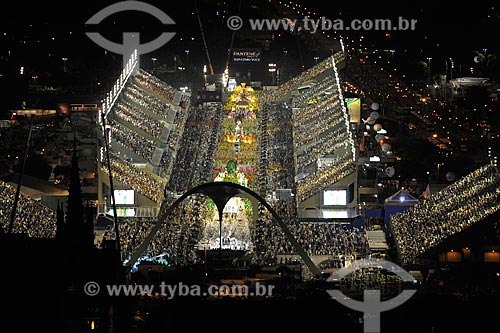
xmin=323 ymin=190 xmax=347 ymax=206
xmin=231 ymin=49 xmax=261 ymax=63
xmin=112 ymin=189 xmax=135 ymax=205
xmin=345 ymin=97 xmax=361 ymax=123
xmin=107 ymin=208 xmax=136 ymax=217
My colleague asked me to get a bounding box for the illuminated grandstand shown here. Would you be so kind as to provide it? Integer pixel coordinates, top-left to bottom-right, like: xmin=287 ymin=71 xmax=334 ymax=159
xmin=390 ymin=163 xmax=500 ymax=265
xmin=0 ymin=180 xmax=56 ymax=237
xmin=98 ymin=51 xmax=191 ymax=217
xmin=0 ymin=50 xmax=364 ymax=271
xmin=258 ymin=51 xmax=345 ymax=106
xmin=114 ymin=51 xmax=367 ymax=269
xmin=259 ymin=51 xmax=357 ymax=218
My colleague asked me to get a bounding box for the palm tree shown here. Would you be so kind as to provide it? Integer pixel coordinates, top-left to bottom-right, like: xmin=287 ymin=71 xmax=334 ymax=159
xmin=474 ymin=50 xmax=497 ymax=77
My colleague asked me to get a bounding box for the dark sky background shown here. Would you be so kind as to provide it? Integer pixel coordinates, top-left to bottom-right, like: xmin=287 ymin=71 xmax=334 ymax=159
xmin=2 ymin=0 xmax=497 ymax=48
xmin=0 ymin=0 xmax=498 ymax=110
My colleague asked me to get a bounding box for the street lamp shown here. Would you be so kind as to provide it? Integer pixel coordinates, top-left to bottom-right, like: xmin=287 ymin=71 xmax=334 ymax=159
xmin=313 ymin=56 xmax=319 ymax=64
xmin=448 ymin=58 xmax=454 ymax=80
xmin=151 ymin=57 xmax=157 ymax=72
xmin=268 ymin=63 xmax=277 ymax=85
xmin=185 ymin=50 xmax=190 ymax=67
xmin=426 ymin=57 xmax=432 ymax=79
xmin=62 ymin=57 xmax=68 ymax=73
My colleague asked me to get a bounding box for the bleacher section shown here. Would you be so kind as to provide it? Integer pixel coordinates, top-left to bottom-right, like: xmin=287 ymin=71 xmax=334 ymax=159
xmin=258 ymin=51 xmax=344 ymax=106
xmin=390 ymin=164 xmax=500 ymax=265
xmin=101 ymin=153 xmax=167 ymax=203
xmin=253 ymin=202 xmax=367 ymax=264
xmin=290 ymin=62 xmax=355 ymax=204
xmin=168 ymin=103 xmax=223 ymax=193
xmin=257 ymin=101 xmax=296 ymax=198
xmin=256 ymin=52 xmax=355 ymax=206
xmin=0 ymin=180 xmax=56 ymax=237
xmin=100 ymin=68 xmax=191 ymax=207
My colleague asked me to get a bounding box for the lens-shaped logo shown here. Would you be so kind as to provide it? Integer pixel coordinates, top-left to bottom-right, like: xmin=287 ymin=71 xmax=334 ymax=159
xmin=326 ymin=259 xmax=417 ymax=333
xmin=86 ymin=1 xmax=176 ymax=65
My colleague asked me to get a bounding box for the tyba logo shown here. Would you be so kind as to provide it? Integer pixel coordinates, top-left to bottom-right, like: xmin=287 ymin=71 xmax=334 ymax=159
xmin=86 ymin=1 xmax=176 ymax=67
xmin=326 ymin=259 xmax=417 ymax=333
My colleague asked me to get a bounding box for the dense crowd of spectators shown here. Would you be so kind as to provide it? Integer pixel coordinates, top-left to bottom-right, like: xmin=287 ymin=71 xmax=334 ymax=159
xmin=293 ymin=96 xmax=341 ymax=142
xmin=291 ymin=87 xmax=355 ymax=203
xmin=248 ymin=53 xmax=365 ymax=264
xmin=291 ymin=76 xmax=336 ymax=108
xmin=0 ymin=180 xmax=56 ymax=237
xmin=0 ymin=56 xmax=372 ymax=273
xmin=293 ymin=99 xmax=347 ymax=171
xmin=113 ymin=100 xmax=165 ymax=139
xmin=168 ymin=103 xmax=222 ymax=192
xmin=133 ymin=69 xmax=177 ymax=103
xmin=259 ymin=52 xmax=344 ymax=105
xmin=101 ymin=153 xmax=166 ymax=203
xmin=258 ymin=64 xmax=355 ymax=205
xmin=339 ymin=266 xmax=407 ymax=297
xmin=109 ymin=119 xmax=155 ymax=161
xmin=391 ymin=164 xmax=500 ymax=265
xmin=252 ymin=201 xmax=367 ymax=265
xmin=159 ymin=106 xmax=189 ymax=178
xmin=296 ymin=155 xmax=356 ymax=203
xmin=165 ymin=107 xmax=187 ymax=152
xmin=299 ymin=222 xmax=366 ymax=257
xmin=115 ymin=197 xmax=207 ymax=266
xmin=257 ymin=102 xmax=296 ymax=197
xmin=107 ymin=70 xmax=190 ymax=187
xmin=124 ymin=83 xmax=172 ymax=120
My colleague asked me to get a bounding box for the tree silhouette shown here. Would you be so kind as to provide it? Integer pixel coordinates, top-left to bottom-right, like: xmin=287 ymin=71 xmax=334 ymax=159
xmin=474 ymin=50 xmax=497 ymax=77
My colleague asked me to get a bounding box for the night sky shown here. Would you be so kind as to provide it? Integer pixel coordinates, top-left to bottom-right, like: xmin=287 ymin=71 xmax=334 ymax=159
xmin=2 ymin=1 xmax=497 ymax=51
xmin=1 ymin=0 xmax=498 ymax=108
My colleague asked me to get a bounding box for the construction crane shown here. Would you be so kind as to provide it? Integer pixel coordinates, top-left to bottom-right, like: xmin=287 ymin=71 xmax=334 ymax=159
xmin=194 ymin=0 xmax=214 ymax=75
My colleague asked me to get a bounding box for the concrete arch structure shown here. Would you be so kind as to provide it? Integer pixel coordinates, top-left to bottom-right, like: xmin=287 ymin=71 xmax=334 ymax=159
xmin=126 ymin=182 xmax=321 ymax=277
